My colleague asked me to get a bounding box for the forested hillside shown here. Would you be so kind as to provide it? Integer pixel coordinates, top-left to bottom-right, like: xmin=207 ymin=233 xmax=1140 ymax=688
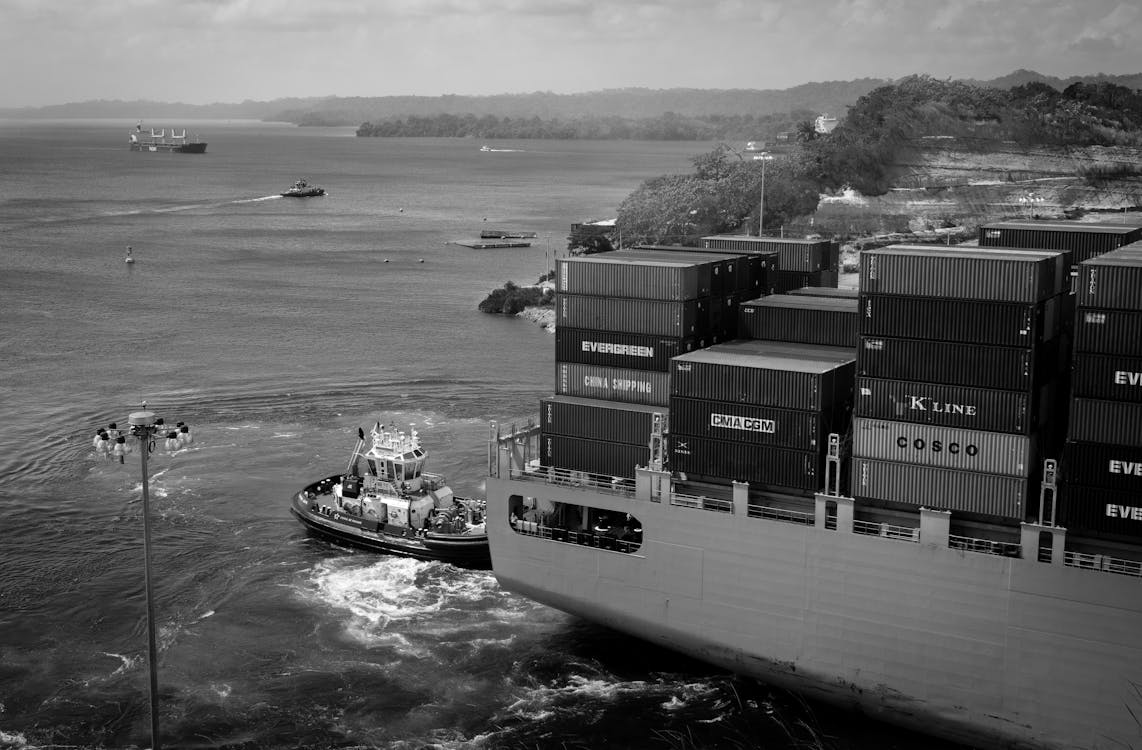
xmin=612 ymin=75 xmax=1142 ymax=247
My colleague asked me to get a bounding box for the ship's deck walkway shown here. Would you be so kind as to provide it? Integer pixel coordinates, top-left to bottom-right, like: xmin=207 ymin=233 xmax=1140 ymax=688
xmin=491 ymin=421 xmax=1142 ymax=581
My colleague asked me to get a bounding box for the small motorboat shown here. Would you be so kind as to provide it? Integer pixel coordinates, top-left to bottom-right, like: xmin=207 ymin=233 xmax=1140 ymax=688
xmin=291 ymin=422 xmax=490 ymax=568
xmin=280 ymin=179 xmax=326 ymax=198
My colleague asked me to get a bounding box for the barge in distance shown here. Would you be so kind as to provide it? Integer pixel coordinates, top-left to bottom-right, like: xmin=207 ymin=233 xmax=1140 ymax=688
xmin=484 ymin=236 xmax=1142 ymax=750
xmin=292 ymin=422 xmax=490 ymax=568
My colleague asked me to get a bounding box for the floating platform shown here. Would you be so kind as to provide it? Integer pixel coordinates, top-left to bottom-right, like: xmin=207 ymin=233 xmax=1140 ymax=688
xmin=451 ymin=240 xmax=533 ymax=249
xmin=481 ymin=230 xmax=538 ymax=239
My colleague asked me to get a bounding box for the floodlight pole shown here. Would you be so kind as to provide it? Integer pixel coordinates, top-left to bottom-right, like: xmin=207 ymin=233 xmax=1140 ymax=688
xmin=129 ymin=409 xmax=162 ymax=750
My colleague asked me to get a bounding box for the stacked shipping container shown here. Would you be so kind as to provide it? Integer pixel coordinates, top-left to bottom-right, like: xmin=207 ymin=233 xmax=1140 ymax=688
xmin=738 ymin=294 xmax=859 ymax=348
xmin=850 ymin=245 xmax=1070 ymax=519
xmin=669 ymin=339 xmax=855 ymax=494
xmin=978 ymin=221 xmax=1142 ymax=266
xmin=1059 ymin=243 xmax=1142 ymax=541
xmin=546 ymin=249 xmax=760 ymax=478
xmin=701 ymin=235 xmax=841 ymax=293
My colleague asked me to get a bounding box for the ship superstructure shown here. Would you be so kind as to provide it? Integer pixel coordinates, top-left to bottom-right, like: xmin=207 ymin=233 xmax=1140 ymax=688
xmin=485 ymin=230 xmax=1142 ymax=750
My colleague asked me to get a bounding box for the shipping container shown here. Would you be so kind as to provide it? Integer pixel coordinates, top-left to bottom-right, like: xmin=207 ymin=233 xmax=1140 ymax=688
xmin=555 ymin=362 xmax=671 ymax=406
xmin=850 ymin=458 xmax=1027 ymax=518
xmin=739 ymin=295 xmax=859 ymax=347
xmin=671 ymin=340 xmax=856 ymax=411
xmin=1061 ymin=441 xmax=1142 ymax=493
xmin=859 ymin=245 xmax=1067 ymax=303
xmin=771 ymin=269 xmax=835 ymax=294
xmin=853 ymin=376 xmax=1047 ymax=434
xmin=1068 ymin=398 xmax=1142 ymax=448
xmin=540 ymin=395 xmax=667 ymax=445
xmin=857 ymin=335 xmax=1056 ymax=391
xmin=624 ymin=246 xmax=764 ymax=296
xmin=669 ymin=396 xmax=831 ymax=451
xmin=617 ymin=248 xmax=734 ymax=295
xmin=787 ymin=286 xmax=861 ymax=299
xmin=858 ymin=293 xmax=1063 ymax=347
xmin=556 ymin=254 xmax=710 ymax=300
xmin=556 ymin=293 xmax=710 ymax=338
xmin=709 ymin=293 xmax=742 ymax=340
xmin=1076 ymin=248 xmax=1142 ymax=310
xmin=1056 ymin=484 xmax=1142 ymax=542
xmin=978 ymin=221 xmax=1142 ymax=265
xmin=670 ymin=434 xmax=822 ymax=491
xmin=1073 ymin=307 xmax=1142 ymax=356
xmin=631 ymin=246 xmax=779 ymax=295
xmin=1070 ymin=352 xmax=1142 ymax=402
xmin=555 ymin=327 xmax=704 ymax=372
xmin=852 ymin=418 xmax=1035 ymax=477
xmin=701 ymin=235 xmax=834 ymax=273
xmin=539 ymin=432 xmax=651 ymax=479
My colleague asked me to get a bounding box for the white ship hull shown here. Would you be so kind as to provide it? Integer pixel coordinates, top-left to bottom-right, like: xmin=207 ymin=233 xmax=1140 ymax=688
xmin=486 ymin=467 xmax=1142 ymax=750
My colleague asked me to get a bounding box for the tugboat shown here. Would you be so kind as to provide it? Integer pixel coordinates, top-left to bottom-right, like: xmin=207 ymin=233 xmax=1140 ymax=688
xmin=280 ymin=179 xmax=326 ymax=198
xmin=291 ymin=422 xmax=490 ymax=568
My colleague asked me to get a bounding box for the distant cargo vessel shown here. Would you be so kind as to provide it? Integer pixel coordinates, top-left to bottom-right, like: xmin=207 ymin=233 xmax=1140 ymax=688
xmin=484 ymin=229 xmax=1142 ymax=750
xmin=128 ymin=123 xmax=206 ymax=153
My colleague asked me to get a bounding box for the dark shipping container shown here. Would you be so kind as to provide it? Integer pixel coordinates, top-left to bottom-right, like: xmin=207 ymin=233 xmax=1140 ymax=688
xmin=556 ymin=254 xmax=711 ymax=300
xmin=787 ymin=286 xmax=861 ymax=299
xmin=670 ymin=433 xmax=822 ymax=491
xmin=1057 ymin=484 xmax=1142 ymax=542
xmin=1062 ymin=441 xmax=1142 ymax=493
xmin=1068 ymin=398 xmax=1142 ymax=448
xmin=668 ymin=396 xmax=830 ymax=451
xmin=1073 ymin=307 xmax=1142 ymax=356
xmin=771 ymin=269 xmax=836 ymax=294
xmin=1076 ymin=249 xmax=1142 ymax=310
xmin=556 ymin=293 xmax=710 ymax=338
xmin=556 ymin=327 xmax=704 ymax=373
xmin=540 ymin=395 xmax=667 ymax=446
xmin=858 ymin=293 xmax=1063 ymax=347
xmin=555 ymin=362 xmax=671 ymax=406
xmin=860 ymin=245 xmax=1067 ymax=303
xmin=671 ymin=340 xmax=856 ymax=411
xmin=850 ymin=458 xmax=1027 ymax=519
xmin=634 ymin=247 xmax=778 ymax=296
xmin=701 ymin=235 xmax=834 ymax=273
xmin=978 ymin=221 xmax=1142 ymax=265
xmin=539 ymin=432 xmax=651 ymax=479
xmin=857 ymin=335 xmax=1057 ymax=391
xmin=1070 ymin=352 xmax=1142 ymax=402
xmin=616 ymin=248 xmax=731 ymax=295
xmin=739 ymin=294 xmax=858 ymax=348
xmin=625 ymin=246 xmax=766 ymax=296
xmin=852 ymin=376 xmax=1050 ymax=435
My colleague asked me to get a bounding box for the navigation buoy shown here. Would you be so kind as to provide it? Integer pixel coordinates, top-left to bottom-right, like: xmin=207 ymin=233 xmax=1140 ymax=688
xmin=398 ymin=208 xmax=404 ymax=213
xmin=384 ymin=259 xmax=390 ymax=263
xmin=419 ymin=259 xmax=424 ymax=263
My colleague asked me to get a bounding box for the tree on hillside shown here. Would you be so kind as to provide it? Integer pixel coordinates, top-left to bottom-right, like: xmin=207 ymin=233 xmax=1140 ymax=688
xmin=615 ymin=144 xmax=821 ymax=244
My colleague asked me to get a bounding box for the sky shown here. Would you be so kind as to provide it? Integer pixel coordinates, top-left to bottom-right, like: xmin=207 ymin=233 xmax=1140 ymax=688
xmin=2 ymin=0 xmax=1141 ymax=108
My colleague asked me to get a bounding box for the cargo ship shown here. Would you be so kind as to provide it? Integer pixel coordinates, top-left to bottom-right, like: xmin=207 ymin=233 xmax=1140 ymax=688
xmin=128 ymin=124 xmax=207 ymax=153
xmin=484 ymin=229 xmax=1142 ymax=750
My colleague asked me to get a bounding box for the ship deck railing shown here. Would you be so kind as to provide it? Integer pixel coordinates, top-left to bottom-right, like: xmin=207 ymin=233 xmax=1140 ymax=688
xmin=674 ymin=492 xmax=733 ymax=513
xmin=950 ymin=534 xmax=1021 ymax=557
xmin=1057 ymin=548 xmax=1142 ymax=578
xmin=850 ymin=517 xmax=921 ymax=542
xmin=752 ymin=502 xmax=815 ymax=526
xmin=510 ymin=464 xmax=636 ymax=497
xmin=511 ymin=520 xmax=642 ymax=554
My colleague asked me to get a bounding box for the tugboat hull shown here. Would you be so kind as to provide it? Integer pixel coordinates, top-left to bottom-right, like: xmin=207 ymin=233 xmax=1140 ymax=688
xmin=291 ymin=476 xmax=490 ymax=569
